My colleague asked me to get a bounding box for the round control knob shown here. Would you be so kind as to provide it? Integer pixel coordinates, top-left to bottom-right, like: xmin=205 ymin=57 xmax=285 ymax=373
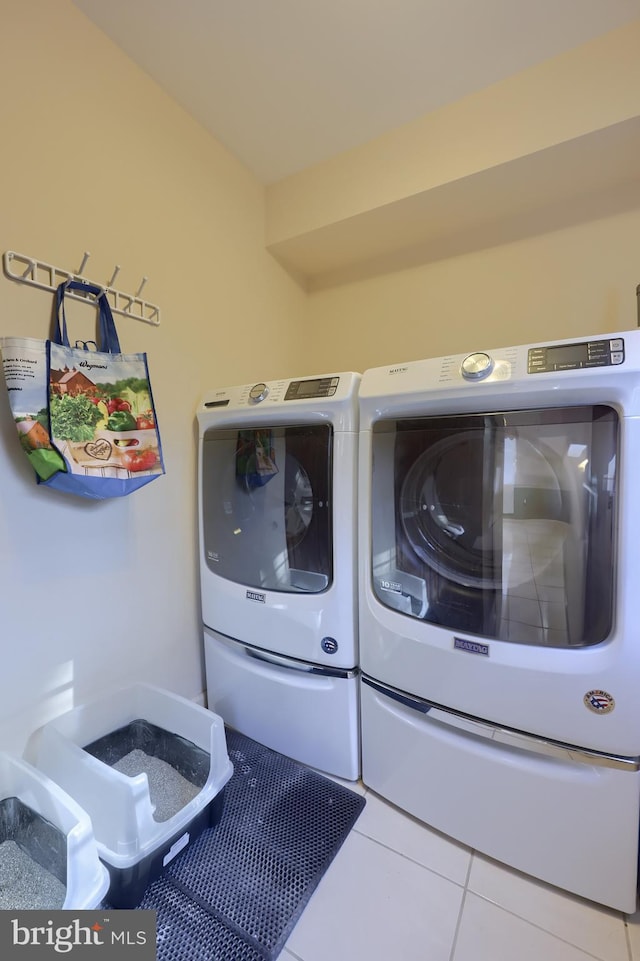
xmin=460 ymin=352 xmax=494 ymax=381
xmin=249 ymin=383 xmax=269 ymax=403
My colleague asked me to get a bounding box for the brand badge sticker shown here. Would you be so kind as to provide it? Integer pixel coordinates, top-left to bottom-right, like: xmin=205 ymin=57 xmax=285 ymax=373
xmin=584 ymin=690 xmax=615 ymax=714
xmin=321 ymin=637 xmax=338 ymax=655
xmin=453 ymin=637 xmax=490 ymax=656
xmin=246 ymin=590 xmax=266 ymax=603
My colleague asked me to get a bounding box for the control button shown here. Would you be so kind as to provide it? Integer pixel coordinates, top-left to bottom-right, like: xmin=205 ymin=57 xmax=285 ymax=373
xmin=248 ymin=383 xmax=269 ymax=403
xmin=611 ymin=352 xmax=624 ymax=365
xmin=461 ymin=352 xmax=494 ymax=381
xmin=610 ymin=339 xmax=624 ymax=352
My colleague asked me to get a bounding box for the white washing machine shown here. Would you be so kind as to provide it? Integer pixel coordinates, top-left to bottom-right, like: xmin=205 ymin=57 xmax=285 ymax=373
xmin=358 ymin=331 xmax=640 ymax=910
xmin=197 ymin=372 xmax=360 ymax=779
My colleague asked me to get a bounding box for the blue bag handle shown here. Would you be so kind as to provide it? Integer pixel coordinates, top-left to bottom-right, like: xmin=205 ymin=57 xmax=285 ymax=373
xmin=53 ymin=280 xmax=122 ymax=353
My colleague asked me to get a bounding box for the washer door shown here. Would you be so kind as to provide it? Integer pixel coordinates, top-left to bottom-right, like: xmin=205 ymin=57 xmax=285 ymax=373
xmin=371 ymin=406 xmax=617 ymax=647
xmin=201 ymin=424 xmax=333 ymax=593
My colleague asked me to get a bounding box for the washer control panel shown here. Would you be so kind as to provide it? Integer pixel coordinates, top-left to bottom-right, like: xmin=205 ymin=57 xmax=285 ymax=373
xmin=528 ymin=337 xmax=625 ymax=374
xmin=460 ymin=352 xmax=494 ymax=381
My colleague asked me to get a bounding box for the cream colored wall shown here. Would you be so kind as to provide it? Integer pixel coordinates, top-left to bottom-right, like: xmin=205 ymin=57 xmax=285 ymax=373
xmin=266 ymin=20 xmax=640 ymax=283
xmin=267 ymin=17 xmax=640 ymax=373
xmin=268 ymin=19 xmax=640 ymax=235
xmin=0 ymin=0 xmax=306 ymax=753
xmin=302 ymin=207 xmax=640 ymax=373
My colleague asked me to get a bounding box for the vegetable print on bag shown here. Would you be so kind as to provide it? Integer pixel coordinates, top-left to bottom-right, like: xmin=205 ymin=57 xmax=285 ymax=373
xmin=0 ymin=279 xmax=164 ymax=499
xmin=49 ymin=345 xmax=162 ymax=476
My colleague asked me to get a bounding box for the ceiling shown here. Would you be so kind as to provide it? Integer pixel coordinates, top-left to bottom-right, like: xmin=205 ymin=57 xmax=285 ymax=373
xmin=72 ymin=0 xmax=640 ymax=185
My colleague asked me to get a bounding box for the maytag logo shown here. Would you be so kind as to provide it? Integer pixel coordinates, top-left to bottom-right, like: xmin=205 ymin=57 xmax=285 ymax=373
xmin=1 ymin=911 xmax=156 ymax=958
xmin=246 ymin=590 xmax=266 ymax=603
xmin=388 ymin=366 xmax=408 ymax=375
xmin=454 ymin=637 xmax=490 ymax=656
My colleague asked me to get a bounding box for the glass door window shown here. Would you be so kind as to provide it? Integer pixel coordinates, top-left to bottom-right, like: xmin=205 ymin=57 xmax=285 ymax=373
xmin=202 ymin=424 xmax=333 ymax=593
xmin=371 ymin=406 xmax=618 ymax=647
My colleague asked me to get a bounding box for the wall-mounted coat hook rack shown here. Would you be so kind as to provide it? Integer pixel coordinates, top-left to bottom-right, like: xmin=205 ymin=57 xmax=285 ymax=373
xmin=3 ymin=250 xmax=161 ymax=326
xmin=77 ymin=251 xmax=91 ymax=275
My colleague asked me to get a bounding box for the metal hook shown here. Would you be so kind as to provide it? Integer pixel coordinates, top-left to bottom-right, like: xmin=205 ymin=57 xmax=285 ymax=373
xmin=77 ymin=251 xmax=90 ymax=275
xmin=106 ymin=264 xmax=121 ymax=288
xmin=134 ymin=276 xmax=148 ymax=299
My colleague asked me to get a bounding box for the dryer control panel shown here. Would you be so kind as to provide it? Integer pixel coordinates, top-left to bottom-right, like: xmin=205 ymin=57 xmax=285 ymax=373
xmin=528 ymin=337 xmax=625 ymax=374
xmin=284 ymin=376 xmax=340 ymax=400
xmin=199 ymin=372 xmax=359 ymax=415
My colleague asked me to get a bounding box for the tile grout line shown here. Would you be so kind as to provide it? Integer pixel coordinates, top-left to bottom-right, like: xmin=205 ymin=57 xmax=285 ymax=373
xmin=624 ymin=918 xmax=635 ymax=961
xmin=447 ymin=851 xmax=476 ymax=961
xmin=344 ymin=787 xmax=631 ymax=960
xmin=282 ymin=948 xmax=305 ymax=961
xmin=350 ymin=820 xmax=470 ymax=891
xmin=464 ymin=886 xmax=626 ymax=961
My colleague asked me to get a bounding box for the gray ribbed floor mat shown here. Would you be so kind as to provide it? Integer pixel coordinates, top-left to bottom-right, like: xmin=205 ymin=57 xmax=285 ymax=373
xmin=137 ymin=730 xmax=366 ymax=960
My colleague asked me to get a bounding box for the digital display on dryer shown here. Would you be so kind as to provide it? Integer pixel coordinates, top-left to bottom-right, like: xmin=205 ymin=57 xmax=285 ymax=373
xmin=284 ymin=377 xmax=339 ymax=400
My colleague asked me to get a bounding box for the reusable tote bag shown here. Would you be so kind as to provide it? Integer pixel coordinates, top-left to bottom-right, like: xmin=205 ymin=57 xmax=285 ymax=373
xmin=1 ymin=279 xmax=164 ymax=499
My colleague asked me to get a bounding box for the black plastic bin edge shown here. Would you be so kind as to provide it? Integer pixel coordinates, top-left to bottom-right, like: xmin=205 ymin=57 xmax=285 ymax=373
xmin=103 ymin=788 xmax=226 ymax=909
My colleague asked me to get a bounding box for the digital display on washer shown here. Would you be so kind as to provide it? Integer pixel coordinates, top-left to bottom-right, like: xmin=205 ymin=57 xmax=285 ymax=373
xmin=550 ymin=344 xmax=590 ymax=365
xmin=284 ymin=377 xmax=339 ymax=400
xmin=528 ymin=337 xmax=624 ymax=373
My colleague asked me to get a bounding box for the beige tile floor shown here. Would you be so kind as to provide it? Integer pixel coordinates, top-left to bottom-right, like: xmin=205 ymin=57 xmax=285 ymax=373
xmin=281 ymin=780 xmax=640 ymax=961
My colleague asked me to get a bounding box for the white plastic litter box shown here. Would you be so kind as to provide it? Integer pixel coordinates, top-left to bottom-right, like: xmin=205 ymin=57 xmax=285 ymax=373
xmin=34 ymin=683 xmax=233 ymax=907
xmin=0 ymin=751 xmax=109 ymax=909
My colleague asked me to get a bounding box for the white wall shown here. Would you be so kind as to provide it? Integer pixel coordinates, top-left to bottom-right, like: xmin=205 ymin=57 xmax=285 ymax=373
xmin=0 ymin=0 xmax=306 ymax=754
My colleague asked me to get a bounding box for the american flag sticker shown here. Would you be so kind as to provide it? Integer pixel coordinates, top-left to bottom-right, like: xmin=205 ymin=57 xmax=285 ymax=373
xmin=584 ymin=690 xmax=615 ymax=714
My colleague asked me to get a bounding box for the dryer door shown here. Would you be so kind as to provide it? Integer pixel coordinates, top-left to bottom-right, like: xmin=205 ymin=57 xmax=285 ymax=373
xmin=201 ymin=424 xmax=333 ymax=593
xmin=370 ymin=405 xmax=617 ymax=647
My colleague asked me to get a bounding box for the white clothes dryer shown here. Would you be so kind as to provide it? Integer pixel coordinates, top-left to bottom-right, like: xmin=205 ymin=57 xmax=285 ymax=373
xmin=197 ymin=372 xmax=360 ymax=779
xmin=358 ymin=332 xmax=640 ymax=910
